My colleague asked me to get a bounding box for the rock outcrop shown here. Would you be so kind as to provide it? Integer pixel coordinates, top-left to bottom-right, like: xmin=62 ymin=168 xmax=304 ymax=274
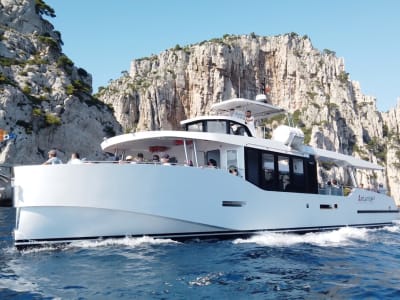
xmin=0 ymin=0 xmax=121 ymax=164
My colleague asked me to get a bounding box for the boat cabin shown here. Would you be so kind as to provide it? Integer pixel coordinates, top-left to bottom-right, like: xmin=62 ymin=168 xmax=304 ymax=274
xmin=102 ymin=95 xmax=380 ymax=197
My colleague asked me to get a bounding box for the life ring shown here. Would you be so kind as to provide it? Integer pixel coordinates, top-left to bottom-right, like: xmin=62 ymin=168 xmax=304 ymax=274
xmin=149 ymin=146 xmax=169 ymax=153
xmin=174 ymin=139 xmax=193 ymax=146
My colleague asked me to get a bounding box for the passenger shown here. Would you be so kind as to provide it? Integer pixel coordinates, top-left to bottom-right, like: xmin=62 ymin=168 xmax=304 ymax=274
xmin=184 ymin=160 xmax=193 ymax=167
xmin=134 ymin=153 xmax=145 ymax=163
xmin=378 ymin=183 xmax=386 ymax=194
xmin=152 ymin=154 xmax=160 ymax=163
xmin=43 ymin=149 xmax=63 ymax=165
xmin=331 ymin=179 xmax=341 ymax=195
xmin=245 ymin=110 xmax=255 ymax=129
xmin=125 ymin=155 xmax=133 ymax=162
xmin=105 ymin=153 xmax=119 ymax=162
xmin=229 ymin=166 xmax=238 ymax=176
xmin=169 ymin=156 xmax=178 ymax=164
xmin=326 ymin=180 xmax=332 ymax=195
xmin=282 ymin=174 xmax=290 ymax=190
xmin=207 ymin=159 xmax=217 ymax=168
xmin=68 ymin=152 xmax=83 ymax=164
xmin=161 ymin=154 xmax=171 ymax=165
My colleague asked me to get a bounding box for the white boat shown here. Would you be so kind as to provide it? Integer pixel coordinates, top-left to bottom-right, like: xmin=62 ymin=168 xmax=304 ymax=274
xmin=12 ymin=95 xmax=399 ymax=248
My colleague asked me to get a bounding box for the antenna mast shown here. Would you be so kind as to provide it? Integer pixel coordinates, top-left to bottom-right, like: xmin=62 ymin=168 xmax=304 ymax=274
xmin=238 ymin=65 xmax=240 ymax=98
xmin=286 ymin=80 xmax=294 ymax=127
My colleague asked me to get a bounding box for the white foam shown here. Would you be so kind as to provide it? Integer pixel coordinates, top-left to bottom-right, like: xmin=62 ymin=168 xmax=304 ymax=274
xmin=382 ymin=221 xmax=400 ymax=233
xmin=189 ymin=272 xmax=223 ymax=286
xmin=233 ymin=227 xmax=372 ymax=247
xmin=68 ymin=236 xmax=179 ymax=249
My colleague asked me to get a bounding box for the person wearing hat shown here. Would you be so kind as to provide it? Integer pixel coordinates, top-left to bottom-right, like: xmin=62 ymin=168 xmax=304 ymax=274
xmin=229 ymin=166 xmax=238 ymax=176
xmin=43 ymin=149 xmax=63 ymax=165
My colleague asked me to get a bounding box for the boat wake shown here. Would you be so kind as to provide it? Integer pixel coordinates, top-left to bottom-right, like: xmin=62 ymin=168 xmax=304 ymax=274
xmin=68 ymin=236 xmax=179 ymax=249
xmin=233 ymin=224 xmax=400 ymax=247
xmin=14 ymin=236 xmax=179 ymax=253
xmin=12 ymin=222 xmax=400 ymax=253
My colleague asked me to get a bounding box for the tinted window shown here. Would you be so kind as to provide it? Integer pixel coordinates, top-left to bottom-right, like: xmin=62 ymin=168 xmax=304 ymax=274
xmin=187 ymin=122 xmax=203 ymax=132
xmin=207 ymin=120 xmax=227 ymax=133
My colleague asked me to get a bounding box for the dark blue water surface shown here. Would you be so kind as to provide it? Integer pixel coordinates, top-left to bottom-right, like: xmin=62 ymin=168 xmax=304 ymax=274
xmin=1 ymin=207 xmax=400 ymax=299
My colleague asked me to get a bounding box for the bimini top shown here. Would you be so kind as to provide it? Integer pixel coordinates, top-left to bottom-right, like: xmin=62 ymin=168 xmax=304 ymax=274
xmin=211 ymin=96 xmax=285 ymax=120
xmin=304 ymin=146 xmax=384 ymax=171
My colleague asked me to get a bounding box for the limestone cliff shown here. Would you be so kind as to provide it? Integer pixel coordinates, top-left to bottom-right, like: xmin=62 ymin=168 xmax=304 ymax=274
xmin=97 ymin=33 xmax=400 ymax=204
xmin=0 ymin=0 xmax=122 ymax=164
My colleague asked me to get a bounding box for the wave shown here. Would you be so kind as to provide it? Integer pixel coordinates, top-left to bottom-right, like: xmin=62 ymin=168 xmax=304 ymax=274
xmin=68 ymin=236 xmax=179 ymax=249
xmin=11 ymin=222 xmax=400 ymax=253
xmin=14 ymin=236 xmax=178 ymax=253
xmin=233 ymin=224 xmax=400 ymax=247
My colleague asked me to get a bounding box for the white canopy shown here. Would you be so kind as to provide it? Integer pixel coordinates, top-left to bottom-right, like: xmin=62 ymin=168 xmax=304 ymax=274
xmin=304 ymin=146 xmax=384 ymax=171
xmin=211 ymin=98 xmax=285 ymax=121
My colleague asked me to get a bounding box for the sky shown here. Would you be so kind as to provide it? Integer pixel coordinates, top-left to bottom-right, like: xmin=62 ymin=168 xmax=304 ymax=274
xmin=44 ymin=0 xmax=400 ymax=112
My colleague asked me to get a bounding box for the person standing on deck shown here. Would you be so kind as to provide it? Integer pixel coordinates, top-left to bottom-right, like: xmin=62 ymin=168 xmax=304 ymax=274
xmin=245 ymin=110 xmax=255 ymax=130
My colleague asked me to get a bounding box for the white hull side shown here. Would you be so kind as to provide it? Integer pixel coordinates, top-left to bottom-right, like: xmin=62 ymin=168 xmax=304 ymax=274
xmin=13 ymin=164 xmax=399 ymax=246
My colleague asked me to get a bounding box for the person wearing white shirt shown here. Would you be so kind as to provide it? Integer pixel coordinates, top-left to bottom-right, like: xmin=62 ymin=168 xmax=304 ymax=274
xmin=245 ymin=110 xmax=255 ymax=130
xmin=68 ymin=152 xmax=83 ymax=164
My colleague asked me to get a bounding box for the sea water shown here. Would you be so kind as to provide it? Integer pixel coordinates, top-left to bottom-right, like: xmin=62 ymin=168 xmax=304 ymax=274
xmin=1 ymin=207 xmax=400 ymax=299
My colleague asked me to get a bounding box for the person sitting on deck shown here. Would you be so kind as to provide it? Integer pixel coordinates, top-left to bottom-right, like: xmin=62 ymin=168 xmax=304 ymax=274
xmin=134 ymin=153 xmax=145 ymax=163
xmin=378 ymin=183 xmax=387 ymax=194
xmin=161 ymin=154 xmax=171 ymax=165
xmin=184 ymin=160 xmax=193 ymax=167
xmin=229 ymin=166 xmax=238 ymax=176
xmin=68 ymin=152 xmax=82 ymax=164
xmin=331 ymin=179 xmax=342 ymax=195
xmin=43 ymin=149 xmax=63 ymax=165
xmin=207 ymin=159 xmax=217 ymax=168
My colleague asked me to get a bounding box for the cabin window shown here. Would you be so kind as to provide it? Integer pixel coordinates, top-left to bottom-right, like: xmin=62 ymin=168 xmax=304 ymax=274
xmin=261 ymin=153 xmax=276 ymax=190
xmin=230 ymin=122 xmax=247 ymax=136
xmin=293 ymin=158 xmax=304 ymax=174
xmin=207 ymin=120 xmax=227 ymax=134
xmin=231 ymin=110 xmax=245 ymax=119
xmin=227 ymin=150 xmax=238 ymax=171
xmin=292 ymin=158 xmax=306 ymax=193
xmin=205 ymin=149 xmax=220 ymax=168
xmin=187 ymin=122 xmax=203 ymax=132
xmin=278 ymin=156 xmax=290 ymax=191
xmin=245 ymin=147 xmax=319 ymax=194
xmin=245 ymin=148 xmax=260 ymax=186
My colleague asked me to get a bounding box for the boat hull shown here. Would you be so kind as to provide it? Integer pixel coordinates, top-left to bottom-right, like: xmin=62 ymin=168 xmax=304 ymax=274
xmin=13 ymin=164 xmax=399 ymax=248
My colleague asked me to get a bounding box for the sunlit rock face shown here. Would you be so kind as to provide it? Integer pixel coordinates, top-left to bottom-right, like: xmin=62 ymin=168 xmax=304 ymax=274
xmin=0 ymin=0 xmax=122 ymax=164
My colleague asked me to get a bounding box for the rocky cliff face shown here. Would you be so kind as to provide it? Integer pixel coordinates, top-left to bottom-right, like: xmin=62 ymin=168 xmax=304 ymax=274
xmin=97 ymin=33 xmax=400 ymax=204
xmin=0 ymin=0 xmax=121 ymax=164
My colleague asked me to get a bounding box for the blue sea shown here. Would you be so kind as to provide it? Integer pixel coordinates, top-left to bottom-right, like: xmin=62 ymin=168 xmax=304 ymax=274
xmin=1 ymin=207 xmax=400 ymax=299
